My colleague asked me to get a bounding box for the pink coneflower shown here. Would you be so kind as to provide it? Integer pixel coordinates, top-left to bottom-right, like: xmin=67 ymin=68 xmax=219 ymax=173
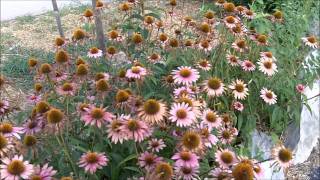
xmin=203 ymin=77 xmax=225 ymax=97
xmin=169 ymin=102 xmax=196 ymax=127
xmin=232 ymin=39 xmax=247 ymax=53
xmin=260 ymin=51 xmax=277 ymax=61
xmin=210 ymin=167 xmax=231 ymax=179
xmin=27 ymin=94 xmax=41 ymax=104
xmin=173 ymin=86 xmax=194 ymax=98
xmin=87 ymin=47 xmax=103 ymax=58
xmin=224 ymin=16 xmax=240 ymax=29
xmin=260 ymin=88 xmax=277 ymax=105
xmin=56 ymin=82 xmax=77 ymax=96
xmin=218 ymin=127 xmax=237 ymax=144
xmin=172 ymin=66 xmax=200 ymax=85
xmin=126 ymin=66 xmax=147 ymax=80
xmin=0 ymin=100 xmax=9 ymax=115
xmin=138 ymin=152 xmax=162 ymax=171
xmin=147 ymin=138 xmax=166 ymax=152
xmin=229 ymin=79 xmax=249 ymax=100
xmin=120 ymin=117 xmax=151 ymax=142
xmin=175 ymin=96 xmax=202 ymax=118
xmin=0 ymin=123 xmax=23 ymax=139
xmin=200 ymin=128 xmax=218 ymax=148
xmin=148 ymin=53 xmax=163 ymax=64
xmin=196 ymin=59 xmax=212 ymax=71
xmin=78 ymin=152 xmax=108 ymax=174
xmin=22 ymin=120 xmax=42 ymax=135
xmin=215 ymin=0 xmax=225 ymax=7
xmin=81 ymin=106 xmax=115 ymax=128
xmin=172 ymin=151 xmax=199 ymax=168
xmin=232 ymin=101 xmax=244 ymax=112
xmin=226 ymin=54 xmax=240 ymax=66
xmin=138 ymin=99 xmax=167 ymax=124
xmin=52 ymin=71 xmax=68 ymax=82
xmin=241 ymin=60 xmax=256 ymax=72
xmin=29 ymin=163 xmax=57 ymax=180
xmin=198 ymin=39 xmax=213 ymax=53
xmin=253 ymin=162 xmax=264 ymax=180
xmin=106 ymin=115 xmax=127 ymax=144
xmin=230 ymin=24 xmax=247 ymax=37
xmin=272 ymin=144 xmax=293 ymax=169
xmin=174 ymin=165 xmax=199 ymax=180
xmin=0 ymin=134 xmax=14 ymax=157
xmin=258 ymin=58 xmax=277 ymax=76
xmin=301 ymin=36 xmax=318 ymax=49
xmin=215 ymin=149 xmax=237 ymax=168
xmin=235 ymin=5 xmax=247 ymax=14
xmin=201 ymin=109 xmax=222 ymax=130
xmin=296 ymin=84 xmax=305 ymax=93
xmin=0 ymin=155 xmax=34 ymax=180
xmin=243 ymin=9 xmax=256 ymax=19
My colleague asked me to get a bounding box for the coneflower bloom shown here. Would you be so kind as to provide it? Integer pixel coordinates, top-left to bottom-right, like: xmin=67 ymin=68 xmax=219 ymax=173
xmin=226 ymin=54 xmax=240 ymax=66
xmin=232 ymin=101 xmax=244 ymax=112
xmin=203 ymin=77 xmax=225 ymax=97
xmin=120 ymin=117 xmax=151 ymax=142
xmin=235 ymin=5 xmax=247 ymax=14
xmin=176 ymin=96 xmax=202 ymax=117
xmin=172 ymin=66 xmax=200 ymax=85
xmin=52 ymin=71 xmax=68 ymax=82
xmin=155 ymin=162 xmax=174 ymax=180
xmin=215 ymin=0 xmax=225 ymax=7
xmin=138 ymin=152 xmax=163 ymax=171
xmin=147 ymin=138 xmax=166 ymax=152
xmin=26 ymin=94 xmax=41 ymax=104
xmin=0 ymin=100 xmax=9 ymax=115
xmin=0 ymin=134 xmax=14 ymax=157
xmin=174 ymin=165 xmax=199 ymax=180
xmin=230 ymin=24 xmax=247 ymax=37
xmin=258 ymin=58 xmax=277 ymax=76
xmin=125 ymin=66 xmax=147 ymax=80
xmin=173 ymin=86 xmax=195 ymax=98
xmin=229 ymin=79 xmax=249 ymax=100
xmin=296 ymin=84 xmax=305 ymax=93
xmin=215 ymin=149 xmax=237 ymax=168
xmin=21 ymin=120 xmax=42 ymax=135
xmin=106 ymin=116 xmax=127 ymax=144
xmin=0 ymin=155 xmax=34 ymax=180
xmin=260 ymin=51 xmax=277 ymax=61
xmin=78 ymin=152 xmax=108 ymax=174
xmin=243 ymin=9 xmax=256 ymax=19
xmin=196 ymin=59 xmax=212 ymax=71
xmin=218 ymin=127 xmax=237 ymax=144
xmin=138 ymin=99 xmax=167 ymax=124
xmin=56 ymin=82 xmax=77 ymax=96
xmin=172 ymin=151 xmax=199 ymax=168
xmin=241 ymin=60 xmax=256 ymax=72
xmin=260 ymin=88 xmax=277 ymax=105
xmin=201 ymin=109 xmax=222 ymax=130
xmin=198 ymin=39 xmax=213 ymax=53
xmin=148 ymin=53 xmax=162 ymax=64
xmin=30 ymin=163 xmax=57 ymax=180
xmin=232 ymin=160 xmax=255 ymax=180
xmin=255 ymin=34 xmax=268 ymax=46
xmin=200 ymin=128 xmax=218 ymax=148
xmin=224 ymin=16 xmax=239 ymax=28
xmin=81 ymin=106 xmax=115 ymax=128
xmin=181 ymin=131 xmax=202 ymax=151
xmin=169 ymin=102 xmax=196 ymax=127
xmin=232 ymin=39 xmax=247 ymax=53
xmin=272 ymin=144 xmax=293 ymax=169
xmin=301 ymin=36 xmax=318 ymax=49
xmin=0 ymin=123 xmax=23 ymax=139
xmin=253 ymin=162 xmax=264 ymax=180
xmin=210 ymin=168 xmax=231 ymax=179
xmin=87 ymin=47 xmax=103 ymax=58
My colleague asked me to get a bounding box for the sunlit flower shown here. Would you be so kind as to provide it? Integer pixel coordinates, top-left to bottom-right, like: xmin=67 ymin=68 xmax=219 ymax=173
xmin=169 ymin=102 xmax=196 ymax=127
xmin=196 ymin=59 xmax=212 ymax=71
xmin=260 ymin=88 xmax=277 ymax=105
xmin=0 ymin=122 xmax=23 ymax=139
xmin=147 ymin=138 xmax=166 ymax=152
xmin=203 ymin=77 xmax=225 ymax=97
xmin=138 ymin=99 xmax=167 ymax=124
xmin=201 ymin=109 xmax=222 ymax=130
xmin=241 ymin=60 xmax=256 ymax=72
xmin=81 ymin=106 xmax=115 ymax=128
xmin=78 ymin=152 xmax=108 ymax=174
xmin=138 ymin=152 xmax=162 ymax=171
xmin=258 ymin=58 xmax=277 ymax=76
xmin=172 ymin=66 xmax=200 ymax=85
xmin=215 ymin=149 xmax=237 ymax=168
xmin=226 ymin=54 xmax=240 ymax=66
xmin=301 ymin=36 xmax=318 ymax=49
xmin=272 ymin=144 xmax=293 ymax=169
xmin=232 ymin=101 xmax=244 ymax=112
xmin=29 ymin=163 xmax=57 ymax=180
xmin=229 ymin=79 xmax=249 ymax=100
xmin=106 ymin=115 xmax=127 ymax=144
xmin=173 ymin=86 xmax=195 ymax=98
xmin=172 ymin=151 xmax=199 ymax=168
xmin=120 ymin=117 xmax=151 ymax=142
xmin=0 ymin=155 xmax=34 ymax=180
xmin=176 ymin=96 xmax=202 ymax=117
xmin=296 ymin=84 xmax=305 ymax=93
xmin=174 ymin=165 xmax=199 ymax=180
xmin=126 ymin=66 xmax=147 ymax=80
xmin=56 ymin=82 xmax=77 ymax=96
xmin=88 ymin=47 xmax=103 ymax=58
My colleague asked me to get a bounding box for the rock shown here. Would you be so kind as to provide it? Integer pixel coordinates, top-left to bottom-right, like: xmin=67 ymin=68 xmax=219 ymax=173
xmin=284 ymin=121 xmax=300 ymax=150
xmin=309 ymin=167 xmax=320 ymax=180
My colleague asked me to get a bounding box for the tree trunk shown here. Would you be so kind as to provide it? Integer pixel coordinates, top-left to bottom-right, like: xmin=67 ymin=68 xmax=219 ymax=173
xmin=51 ymin=0 xmax=64 ymax=38
xmin=92 ymin=0 xmax=106 ymax=55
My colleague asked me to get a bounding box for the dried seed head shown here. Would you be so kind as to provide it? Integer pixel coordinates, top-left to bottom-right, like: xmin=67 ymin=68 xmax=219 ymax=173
xmin=40 ymin=63 xmax=52 ymax=74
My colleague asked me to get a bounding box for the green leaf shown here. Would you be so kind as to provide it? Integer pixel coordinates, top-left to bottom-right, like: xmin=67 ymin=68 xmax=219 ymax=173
xmin=117 ymin=154 xmax=137 ymax=168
